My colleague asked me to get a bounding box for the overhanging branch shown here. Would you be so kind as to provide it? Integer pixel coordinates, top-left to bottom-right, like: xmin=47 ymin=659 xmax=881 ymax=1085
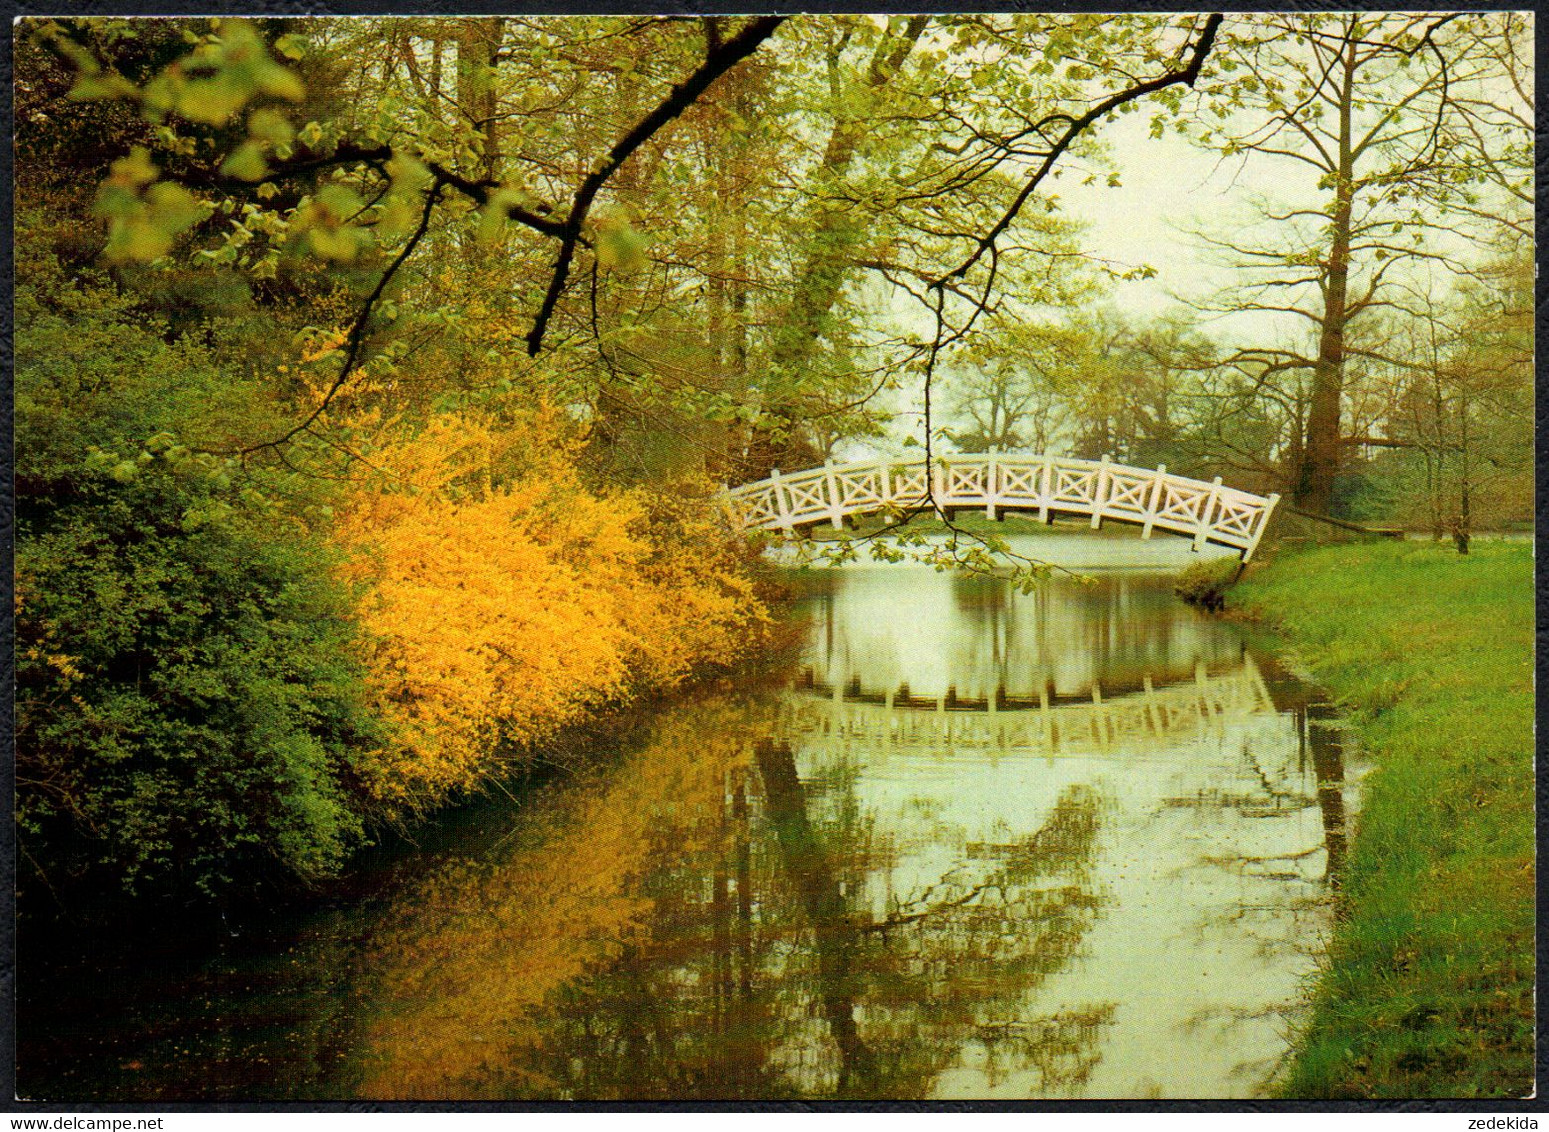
xmin=524 ymin=15 xmax=785 ymax=357
xmin=937 ymin=12 xmax=1223 ymax=287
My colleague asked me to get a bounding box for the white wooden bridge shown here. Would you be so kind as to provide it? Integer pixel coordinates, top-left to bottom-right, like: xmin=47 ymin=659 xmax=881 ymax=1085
xmin=778 ymin=658 xmax=1276 ymax=756
xmin=723 ymin=453 xmax=1280 ymax=560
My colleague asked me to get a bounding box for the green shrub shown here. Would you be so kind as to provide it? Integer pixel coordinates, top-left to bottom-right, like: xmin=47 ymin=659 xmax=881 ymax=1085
xmin=16 ymin=460 xmax=384 ymax=898
xmin=15 ymin=256 xmax=385 ymax=900
xmin=1172 ymin=553 xmax=1241 ymax=610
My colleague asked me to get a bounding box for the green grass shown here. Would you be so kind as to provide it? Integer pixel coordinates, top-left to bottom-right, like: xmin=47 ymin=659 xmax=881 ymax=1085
xmin=1233 ymin=540 xmax=1534 ymax=1099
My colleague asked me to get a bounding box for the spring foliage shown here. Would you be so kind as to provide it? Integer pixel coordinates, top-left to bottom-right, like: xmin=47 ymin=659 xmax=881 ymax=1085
xmin=14 ymin=246 xmax=768 ymax=901
xmin=15 ymin=257 xmax=384 ymax=896
xmin=336 ymin=408 xmax=770 ymax=815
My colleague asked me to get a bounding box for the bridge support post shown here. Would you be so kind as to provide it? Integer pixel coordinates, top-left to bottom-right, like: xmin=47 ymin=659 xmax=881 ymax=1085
xmin=1091 ymin=453 xmax=1111 ymax=530
xmin=1194 ymin=476 xmax=1223 ymax=552
xmin=1142 ymin=464 xmax=1166 ymax=540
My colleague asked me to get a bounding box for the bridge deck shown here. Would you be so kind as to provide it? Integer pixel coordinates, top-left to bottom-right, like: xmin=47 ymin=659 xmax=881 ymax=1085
xmin=723 ymin=453 xmax=1280 ymax=560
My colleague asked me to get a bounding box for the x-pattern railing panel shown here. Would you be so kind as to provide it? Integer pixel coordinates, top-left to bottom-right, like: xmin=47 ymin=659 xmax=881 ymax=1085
xmin=998 ymin=461 xmax=1045 ymax=498
xmin=1103 ymin=470 xmax=1155 ymax=517
xmin=723 ymin=453 xmax=1279 ymax=560
xmin=836 ymin=468 xmax=887 ymax=508
xmin=1050 ymin=464 xmax=1100 ymax=503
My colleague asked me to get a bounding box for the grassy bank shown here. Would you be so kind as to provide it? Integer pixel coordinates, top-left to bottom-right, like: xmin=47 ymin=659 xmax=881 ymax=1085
xmin=1233 ymin=540 xmax=1534 ymax=1099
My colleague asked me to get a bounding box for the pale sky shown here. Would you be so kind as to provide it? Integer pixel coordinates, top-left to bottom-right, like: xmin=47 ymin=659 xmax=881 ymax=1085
xmin=1063 ymin=113 xmax=1255 ymax=326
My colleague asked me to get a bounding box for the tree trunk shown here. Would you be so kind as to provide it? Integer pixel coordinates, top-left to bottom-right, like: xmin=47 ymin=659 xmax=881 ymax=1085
xmin=456 ymin=18 xmax=503 ymax=182
xmin=768 ymin=17 xmax=928 ymax=378
xmin=753 ymin=739 xmax=877 ymax=1096
xmin=1454 ymin=386 xmax=1472 ymax=553
xmin=1292 ymin=26 xmax=1357 ymax=515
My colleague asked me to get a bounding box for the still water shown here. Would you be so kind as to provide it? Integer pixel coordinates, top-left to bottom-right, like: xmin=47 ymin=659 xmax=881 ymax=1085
xmin=22 ymin=536 xmax=1357 ymax=1101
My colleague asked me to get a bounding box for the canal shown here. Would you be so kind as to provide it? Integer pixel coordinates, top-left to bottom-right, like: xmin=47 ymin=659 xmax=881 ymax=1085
xmin=20 ymin=535 xmax=1359 ymax=1101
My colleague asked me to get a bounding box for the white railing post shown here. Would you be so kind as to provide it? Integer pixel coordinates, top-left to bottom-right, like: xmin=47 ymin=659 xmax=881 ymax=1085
xmin=1194 ymin=476 xmax=1223 ymax=551
xmin=1091 ymin=453 xmax=1112 ymax=530
xmin=930 ymin=457 xmax=945 ymax=510
xmin=1142 ymin=464 xmax=1166 ymax=540
xmin=1037 ymin=456 xmax=1052 ymax=524
xmin=985 ymin=447 xmax=999 ymax=520
xmin=769 ymin=467 xmax=794 ymax=532
xmin=822 ymin=460 xmax=846 ymax=530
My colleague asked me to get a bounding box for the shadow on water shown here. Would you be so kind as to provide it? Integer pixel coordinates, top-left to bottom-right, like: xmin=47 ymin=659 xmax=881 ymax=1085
xmin=19 ymin=538 xmax=1360 ymax=1102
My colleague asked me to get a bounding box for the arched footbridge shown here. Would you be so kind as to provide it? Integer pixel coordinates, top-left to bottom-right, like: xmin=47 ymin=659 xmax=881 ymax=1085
xmin=723 ymin=453 xmax=1281 ymax=561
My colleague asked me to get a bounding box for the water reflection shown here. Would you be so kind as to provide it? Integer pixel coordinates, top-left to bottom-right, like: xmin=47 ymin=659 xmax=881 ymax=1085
xmin=802 ymin=568 xmax=1246 ymax=700
xmin=21 ymin=544 xmax=1357 ymax=1101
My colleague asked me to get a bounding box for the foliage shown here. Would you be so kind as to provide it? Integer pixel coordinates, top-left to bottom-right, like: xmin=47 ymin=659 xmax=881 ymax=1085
xmin=1164 ymin=13 xmax=1533 ymax=514
xmin=1237 ymin=541 xmax=1533 ymax=1098
xmin=1172 ymin=554 xmax=1240 ymax=610
xmin=15 ymin=270 xmax=381 ymax=896
xmin=12 ymin=10 xmax=1532 ymax=919
xmin=334 ymin=407 xmax=770 ymax=815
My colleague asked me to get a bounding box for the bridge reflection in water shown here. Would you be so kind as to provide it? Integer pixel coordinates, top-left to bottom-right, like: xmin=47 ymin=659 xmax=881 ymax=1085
xmin=773 ymin=563 xmax=1357 ymax=1098
xmin=785 ymin=657 xmax=1275 ymax=757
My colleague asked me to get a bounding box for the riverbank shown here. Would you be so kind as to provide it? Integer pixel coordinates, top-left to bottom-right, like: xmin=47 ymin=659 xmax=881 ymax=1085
xmin=1232 ymin=540 xmax=1534 ymax=1099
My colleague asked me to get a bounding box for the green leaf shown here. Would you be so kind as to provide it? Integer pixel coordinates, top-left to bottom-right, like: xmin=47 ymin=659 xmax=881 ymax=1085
xmin=176 ymin=76 xmax=251 ymax=126
xmin=273 ymin=33 xmax=308 ymax=61
xmin=144 ymin=182 xmax=209 ymax=234
xmin=103 ymin=218 xmax=173 ymax=263
xmin=248 ymin=107 xmax=294 ymax=146
xmin=256 ymin=64 xmax=305 ymax=103
xmin=220 ymin=140 xmax=270 ymax=182
xmin=69 ymin=73 xmax=138 ymax=101
xmin=593 ymin=208 xmax=649 ymax=273
xmin=92 ymin=184 xmax=143 ymax=221
xmin=109 ymin=147 xmax=159 ymax=188
xmin=385 ymin=152 xmax=432 ymax=192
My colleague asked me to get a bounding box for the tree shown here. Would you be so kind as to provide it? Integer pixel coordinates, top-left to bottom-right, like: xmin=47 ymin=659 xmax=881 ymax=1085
xmin=1182 ymin=12 xmax=1520 ymax=514
xmin=13 ymin=252 xmax=384 ymax=901
xmin=941 ymin=321 xmax=1077 ymax=453
xmin=1371 ymin=257 xmax=1533 ymax=547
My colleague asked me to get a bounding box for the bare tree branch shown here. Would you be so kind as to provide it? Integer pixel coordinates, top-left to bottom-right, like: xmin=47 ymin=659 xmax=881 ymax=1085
xmin=524 ymin=15 xmax=785 ymax=357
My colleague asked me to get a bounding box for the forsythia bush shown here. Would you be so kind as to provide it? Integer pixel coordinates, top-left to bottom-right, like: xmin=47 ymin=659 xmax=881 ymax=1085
xmin=337 ymin=408 xmax=769 ymax=814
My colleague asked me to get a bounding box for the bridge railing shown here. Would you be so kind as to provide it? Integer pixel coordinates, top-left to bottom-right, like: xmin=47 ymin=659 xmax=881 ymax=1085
xmin=723 ymin=453 xmax=1280 ymax=560
xmin=778 ymin=658 xmax=1279 ymax=756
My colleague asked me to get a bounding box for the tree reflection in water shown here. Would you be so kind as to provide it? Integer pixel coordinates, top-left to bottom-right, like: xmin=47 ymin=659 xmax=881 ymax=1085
xmin=348 ymin=701 xmax=1109 ymax=1100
